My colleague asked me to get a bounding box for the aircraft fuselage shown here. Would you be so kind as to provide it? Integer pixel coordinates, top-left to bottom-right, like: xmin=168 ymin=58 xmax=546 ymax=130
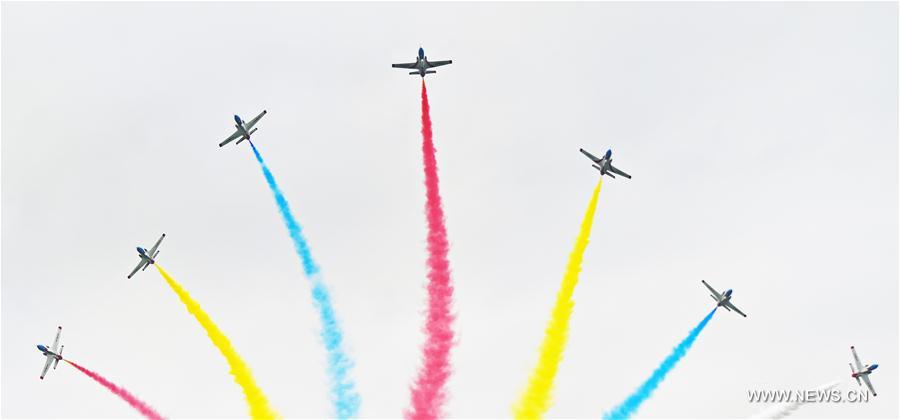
xmin=414 ymin=48 xmax=434 ymax=76
xmin=411 ymin=59 xmax=436 ymax=77
xmin=136 ymin=247 xmax=155 ymax=265
xmin=852 ymin=365 xmax=879 ymax=377
xmin=590 ymin=150 xmax=614 ymax=175
xmin=36 ymin=345 xmax=61 ymax=360
xmin=234 ymin=116 xmax=251 ymax=138
xmin=231 ymin=115 xmax=257 ymax=143
xmin=593 ymin=159 xmax=611 ymax=175
xmin=715 ymin=289 xmax=734 ymax=306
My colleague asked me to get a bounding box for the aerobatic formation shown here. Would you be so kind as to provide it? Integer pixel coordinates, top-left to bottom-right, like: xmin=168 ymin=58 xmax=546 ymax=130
xmin=33 ymin=46 xmax=885 ymax=420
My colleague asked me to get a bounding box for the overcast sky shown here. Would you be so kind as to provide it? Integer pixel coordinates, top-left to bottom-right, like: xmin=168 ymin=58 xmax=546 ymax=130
xmin=2 ymin=2 xmax=897 ymax=418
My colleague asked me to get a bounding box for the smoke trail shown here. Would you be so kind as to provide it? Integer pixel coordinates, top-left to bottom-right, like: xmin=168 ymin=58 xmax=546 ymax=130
xmin=751 ymin=380 xmax=842 ymax=419
xmin=248 ymin=141 xmax=360 ymax=419
xmin=513 ymin=178 xmax=603 ymax=419
xmin=603 ymin=308 xmax=718 ymax=420
xmin=155 ymin=264 xmax=279 ymax=419
xmin=405 ymin=80 xmax=456 ymax=420
xmin=64 ymin=359 xmax=164 ymax=420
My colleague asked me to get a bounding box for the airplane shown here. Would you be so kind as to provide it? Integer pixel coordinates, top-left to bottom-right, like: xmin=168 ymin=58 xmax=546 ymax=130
xmin=580 ymin=148 xmax=631 ymax=179
xmin=127 ymin=233 xmax=165 ymax=279
xmin=36 ymin=326 xmax=64 ymax=380
xmin=849 ymin=346 xmax=878 ymax=396
xmin=392 ymin=47 xmax=452 ymax=77
xmin=701 ymin=280 xmax=747 ymax=317
xmin=219 ymin=110 xmax=267 ymax=147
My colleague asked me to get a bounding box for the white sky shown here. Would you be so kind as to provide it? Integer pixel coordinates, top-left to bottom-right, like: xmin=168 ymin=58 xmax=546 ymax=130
xmin=2 ymin=2 xmax=897 ymax=418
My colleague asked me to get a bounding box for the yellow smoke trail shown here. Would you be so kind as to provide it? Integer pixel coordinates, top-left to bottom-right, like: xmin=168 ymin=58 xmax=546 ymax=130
xmin=513 ymin=178 xmax=603 ymax=419
xmin=155 ymin=264 xmax=279 ymax=419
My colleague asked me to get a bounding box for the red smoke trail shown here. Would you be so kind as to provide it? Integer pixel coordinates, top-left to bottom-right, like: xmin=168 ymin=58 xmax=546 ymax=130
xmin=406 ymin=80 xmax=455 ymax=420
xmin=65 ymin=360 xmax=164 ymax=420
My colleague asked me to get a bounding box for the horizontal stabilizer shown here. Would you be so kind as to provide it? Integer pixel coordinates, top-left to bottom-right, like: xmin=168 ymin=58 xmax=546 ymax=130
xmin=248 ymin=127 xmax=258 ymax=136
xmin=592 ymin=164 xmax=603 ymax=171
xmin=409 ymin=71 xmax=419 ymax=75
xmin=425 ymin=70 xmax=436 ymax=74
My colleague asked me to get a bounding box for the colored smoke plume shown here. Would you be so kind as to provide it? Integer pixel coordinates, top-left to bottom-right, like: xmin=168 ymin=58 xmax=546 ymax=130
xmin=155 ymin=264 xmax=279 ymax=419
xmin=406 ymin=80 xmax=457 ymax=420
xmin=65 ymin=359 xmax=164 ymax=420
xmin=249 ymin=141 xmax=360 ymax=418
xmin=513 ymin=179 xmax=603 ymax=419
xmin=603 ymin=308 xmax=718 ymax=419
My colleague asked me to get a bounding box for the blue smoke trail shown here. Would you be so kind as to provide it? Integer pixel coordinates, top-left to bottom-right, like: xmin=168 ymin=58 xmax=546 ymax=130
xmin=249 ymin=140 xmax=361 ymax=418
xmin=603 ymin=308 xmax=718 ymax=419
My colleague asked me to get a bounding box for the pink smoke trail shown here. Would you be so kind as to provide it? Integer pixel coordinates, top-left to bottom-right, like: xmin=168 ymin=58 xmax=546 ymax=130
xmin=406 ymin=80 xmax=456 ymax=420
xmin=65 ymin=359 xmax=164 ymax=420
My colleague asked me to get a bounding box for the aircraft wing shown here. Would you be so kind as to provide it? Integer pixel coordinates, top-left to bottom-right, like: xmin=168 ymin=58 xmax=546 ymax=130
xmin=219 ymin=130 xmax=242 ymax=147
xmin=127 ymin=260 xmax=147 ymax=279
xmin=851 ymin=346 xmax=865 ymax=371
xmin=392 ymin=62 xmax=418 ymax=69
xmin=609 ymin=165 xmax=632 ymax=179
xmin=427 ymin=60 xmax=452 ymax=68
xmin=724 ymin=301 xmax=747 ymax=317
xmin=40 ymin=355 xmax=53 ymax=379
xmin=51 ymin=327 xmax=61 ymax=352
xmin=243 ymin=110 xmax=267 ymax=130
xmin=701 ymin=280 xmax=722 ymax=300
xmin=580 ymin=148 xmax=602 ymax=163
xmin=860 ymin=374 xmax=877 ymax=396
xmin=148 ymin=233 xmax=165 ymax=256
